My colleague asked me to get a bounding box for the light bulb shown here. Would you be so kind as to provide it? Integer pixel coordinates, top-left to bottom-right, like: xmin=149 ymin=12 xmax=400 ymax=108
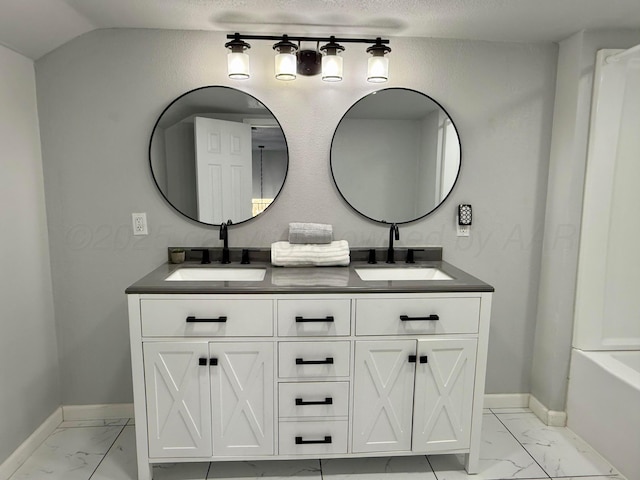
xmin=367 ymin=55 xmax=389 ymax=83
xmin=227 ymin=51 xmax=250 ymax=79
xmin=322 ymin=54 xmax=343 ymax=82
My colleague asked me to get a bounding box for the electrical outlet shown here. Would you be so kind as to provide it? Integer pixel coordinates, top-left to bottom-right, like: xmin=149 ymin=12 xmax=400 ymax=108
xmin=132 ymin=213 xmax=148 ymax=235
xmin=456 ymin=216 xmax=470 ymax=237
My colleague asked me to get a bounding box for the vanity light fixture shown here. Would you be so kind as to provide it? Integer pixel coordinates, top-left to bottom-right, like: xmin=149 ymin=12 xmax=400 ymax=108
xmin=225 ymin=33 xmax=390 ymax=82
xmin=273 ymin=35 xmax=298 ymax=81
xmin=366 ymin=38 xmax=392 ymax=83
xmin=320 ymin=37 xmax=345 ymax=82
xmin=225 ymin=33 xmax=251 ymax=79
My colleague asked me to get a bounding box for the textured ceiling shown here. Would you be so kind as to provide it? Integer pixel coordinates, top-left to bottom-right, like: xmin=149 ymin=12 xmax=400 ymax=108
xmin=2 ymin=0 xmax=640 ymax=60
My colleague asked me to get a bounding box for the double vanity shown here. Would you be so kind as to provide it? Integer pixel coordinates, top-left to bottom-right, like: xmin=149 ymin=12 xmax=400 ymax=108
xmin=126 ymin=249 xmax=493 ymax=480
xmin=134 ymin=83 xmax=491 ymax=479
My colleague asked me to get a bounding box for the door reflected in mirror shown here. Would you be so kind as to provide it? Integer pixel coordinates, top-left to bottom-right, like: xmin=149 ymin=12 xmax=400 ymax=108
xmin=150 ymin=86 xmax=288 ymax=226
xmin=331 ymin=88 xmax=461 ymax=224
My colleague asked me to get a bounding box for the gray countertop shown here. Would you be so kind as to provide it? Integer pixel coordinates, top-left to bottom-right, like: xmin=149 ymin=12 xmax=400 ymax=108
xmin=125 ymin=260 xmax=494 ymax=295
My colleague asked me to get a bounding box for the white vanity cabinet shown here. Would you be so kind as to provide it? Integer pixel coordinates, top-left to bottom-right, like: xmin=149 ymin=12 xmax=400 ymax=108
xmin=128 ymin=291 xmax=491 ymax=480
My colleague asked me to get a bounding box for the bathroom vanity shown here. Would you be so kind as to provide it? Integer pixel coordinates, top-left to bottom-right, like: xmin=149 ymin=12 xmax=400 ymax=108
xmin=126 ymin=254 xmax=493 ymax=480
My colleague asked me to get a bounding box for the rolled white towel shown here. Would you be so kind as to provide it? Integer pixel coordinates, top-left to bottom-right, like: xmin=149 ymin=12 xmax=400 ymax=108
xmin=271 ymin=240 xmax=350 ymax=267
xmin=288 ymin=222 xmax=333 ymax=244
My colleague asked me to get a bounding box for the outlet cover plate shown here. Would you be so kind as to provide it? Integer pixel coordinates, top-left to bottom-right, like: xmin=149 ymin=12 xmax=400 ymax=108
xmin=132 ymin=213 xmax=148 ymax=235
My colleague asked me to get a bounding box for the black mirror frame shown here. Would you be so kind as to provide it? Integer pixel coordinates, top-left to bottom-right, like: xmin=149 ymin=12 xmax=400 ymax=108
xmin=148 ymin=85 xmax=290 ymax=227
xmin=329 ymin=87 xmax=462 ymax=225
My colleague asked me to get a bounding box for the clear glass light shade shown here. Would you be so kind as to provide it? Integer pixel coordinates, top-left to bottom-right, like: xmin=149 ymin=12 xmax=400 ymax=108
xmin=367 ymin=55 xmax=389 ymax=83
xmin=322 ymin=54 xmax=343 ymax=82
xmin=275 ymin=52 xmax=297 ymax=80
xmin=227 ymin=51 xmax=250 ymax=79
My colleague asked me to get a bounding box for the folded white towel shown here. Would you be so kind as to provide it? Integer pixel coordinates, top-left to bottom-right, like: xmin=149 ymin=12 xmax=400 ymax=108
xmin=288 ymin=222 xmax=333 ymax=244
xmin=271 ymin=240 xmax=350 ymax=267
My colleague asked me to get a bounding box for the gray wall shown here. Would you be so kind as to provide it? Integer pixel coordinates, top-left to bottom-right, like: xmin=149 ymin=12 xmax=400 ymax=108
xmin=35 ymin=29 xmax=557 ymax=404
xmin=0 ymin=45 xmax=60 ymax=464
xmin=531 ymin=28 xmax=640 ymax=412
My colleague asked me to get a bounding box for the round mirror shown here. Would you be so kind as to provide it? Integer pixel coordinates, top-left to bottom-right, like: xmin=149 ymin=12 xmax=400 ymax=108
xmin=330 ymin=88 xmax=461 ymax=224
xmin=150 ymin=86 xmax=288 ymax=226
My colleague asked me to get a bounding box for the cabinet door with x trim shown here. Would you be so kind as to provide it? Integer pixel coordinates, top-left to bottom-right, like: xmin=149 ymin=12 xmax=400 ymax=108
xmin=352 ymin=340 xmax=416 ymax=453
xmin=144 ymin=342 xmax=212 ymax=458
xmin=352 ymin=338 xmax=477 ymax=454
xmin=210 ymin=342 xmax=274 ymax=456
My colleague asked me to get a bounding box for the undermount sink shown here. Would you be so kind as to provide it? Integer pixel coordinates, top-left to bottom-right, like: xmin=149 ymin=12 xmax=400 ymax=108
xmin=355 ymin=267 xmax=453 ymax=281
xmin=165 ymin=268 xmax=266 ymax=282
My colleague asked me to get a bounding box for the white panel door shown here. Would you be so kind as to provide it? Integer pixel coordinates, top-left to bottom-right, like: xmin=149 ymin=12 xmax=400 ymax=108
xmin=194 ymin=117 xmax=252 ymax=224
xmin=412 ymin=338 xmax=477 ymax=453
xmin=210 ymin=342 xmax=274 ymax=456
xmin=143 ymin=342 xmax=212 ymax=458
xmin=352 ymin=340 xmax=416 ymax=453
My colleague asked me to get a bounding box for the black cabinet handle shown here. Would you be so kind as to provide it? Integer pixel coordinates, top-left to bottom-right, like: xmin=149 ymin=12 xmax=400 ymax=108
xmin=186 ymin=316 xmax=227 ymax=323
xmin=295 ymin=436 xmax=332 ymax=445
xmin=198 ymin=358 xmax=207 ymax=366
xmin=209 ymin=358 xmax=218 ymax=366
xmin=296 ymin=357 xmax=334 ymax=365
xmin=420 ymin=355 xmax=428 ymax=364
xmin=295 ymin=316 xmax=335 ymax=323
xmin=408 ymin=355 xmax=417 ymax=363
xmin=399 ymin=314 xmax=439 ymax=321
xmin=295 ymin=397 xmax=333 ymax=406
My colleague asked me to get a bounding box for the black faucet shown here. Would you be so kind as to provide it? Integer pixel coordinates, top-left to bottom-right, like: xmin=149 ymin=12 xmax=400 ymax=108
xmin=386 ymin=223 xmax=400 ymax=264
xmin=219 ymin=220 xmax=232 ymax=264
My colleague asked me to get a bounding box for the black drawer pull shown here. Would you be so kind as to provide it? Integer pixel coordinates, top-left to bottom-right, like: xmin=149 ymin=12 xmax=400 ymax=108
xmin=295 ymin=315 xmax=335 ymax=323
xmin=399 ymin=314 xmax=439 ymax=321
xmin=295 ymin=436 xmax=332 ymax=445
xmin=408 ymin=355 xmax=417 ymax=363
xmin=296 ymin=357 xmax=334 ymax=365
xmin=420 ymin=355 xmax=428 ymax=364
xmin=198 ymin=358 xmax=207 ymax=366
xmin=186 ymin=316 xmax=227 ymax=323
xmin=210 ymin=358 xmax=218 ymax=366
xmin=295 ymin=397 xmax=333 ymax=406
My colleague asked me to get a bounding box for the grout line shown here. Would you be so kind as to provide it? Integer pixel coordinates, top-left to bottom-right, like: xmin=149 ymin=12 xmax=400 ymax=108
xmin=425 ymin=454 xmax=441 ymax=480
xmin=87 ymin=424 xmax=126 ymax=480
xmin=493 ymin=413 xmax=552 ymax=480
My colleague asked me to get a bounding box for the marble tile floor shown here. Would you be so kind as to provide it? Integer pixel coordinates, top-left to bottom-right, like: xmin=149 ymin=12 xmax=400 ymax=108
xmin=8 ymin=409 xmax=626 ymax=480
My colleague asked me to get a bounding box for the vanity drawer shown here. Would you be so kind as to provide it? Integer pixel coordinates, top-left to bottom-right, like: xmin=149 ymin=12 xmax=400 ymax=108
xmin=355 ymin=297 xmax=480 ymax=335
xmin=279 ymin=420 xmax=348 ymax=455
xmin=278 ymin=341 xmax=350 ymax=378
xmin=277 ymin=299 xmax=351 ymax=336
xmin=279 ymin=382 xmax=349 ymax=418
xmin=140 ymin=299 xmax=273 ymax=337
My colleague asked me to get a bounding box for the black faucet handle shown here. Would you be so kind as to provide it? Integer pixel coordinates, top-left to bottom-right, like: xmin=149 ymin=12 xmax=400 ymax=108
xmin=367 ymin=249 xmax=377 ymax=264
xmin=192 ymin=248 xmax=211 ymax=264
xmin=405 ymin=248 xmax=424 ymax=264
xmin=241 ymin=249 xmax=250 ymax=264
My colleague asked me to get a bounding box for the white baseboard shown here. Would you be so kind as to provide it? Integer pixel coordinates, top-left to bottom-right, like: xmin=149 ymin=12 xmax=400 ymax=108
xmin=529 ymin=394 xmax=567 ymax=426
xmin=484 ymin=393 xmax=530 ymax=409
xmin=0 ymin=407 xmax=62 ymax=480
xmin=62 ymin=403 xmax=134 ymax=421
